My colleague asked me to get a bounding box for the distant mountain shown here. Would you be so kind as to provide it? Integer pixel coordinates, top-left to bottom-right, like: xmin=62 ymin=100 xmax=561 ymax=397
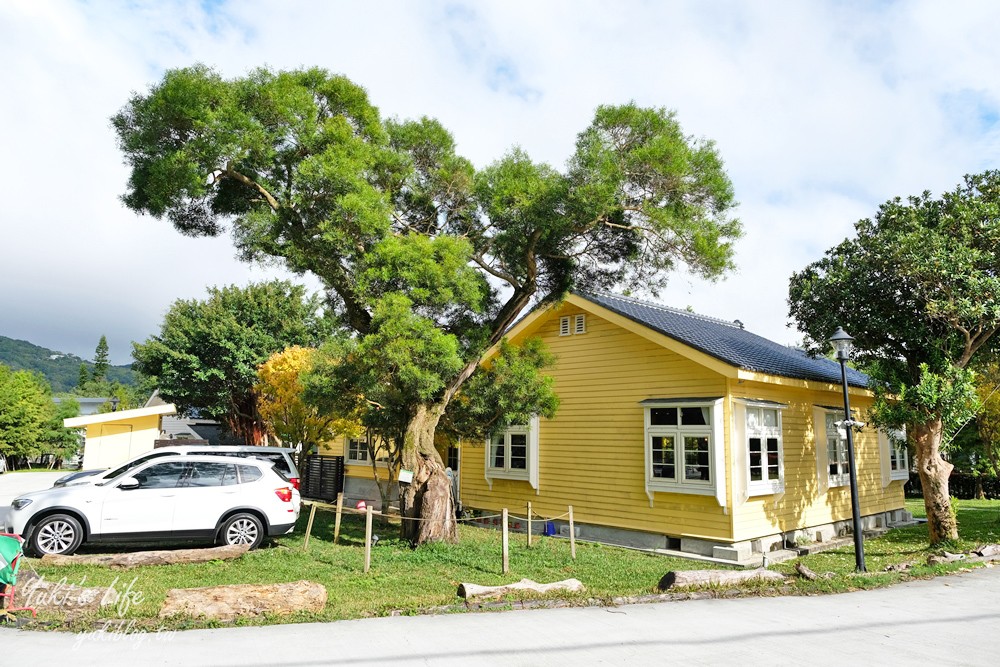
xmin=0 ymin=335 xmax=137 ymax=393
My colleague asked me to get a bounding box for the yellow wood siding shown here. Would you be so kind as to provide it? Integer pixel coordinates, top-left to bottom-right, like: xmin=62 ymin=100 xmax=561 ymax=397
xmin=730 ymin=380 xmax=905 ymax=542
xmin=461 ymin=304 xmax=734 ymax=540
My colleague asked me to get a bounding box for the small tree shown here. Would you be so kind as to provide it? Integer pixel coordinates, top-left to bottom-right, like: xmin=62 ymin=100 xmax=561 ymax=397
xmin=77 ymin=363 xmax=90 ymax=389
xmin=789 ymin=171 xmax=1000 ymax=544
xmin=256 ymin=346 xmax=357 ymax=468
xmin=92 ymin=335 xmax=110 ymax=383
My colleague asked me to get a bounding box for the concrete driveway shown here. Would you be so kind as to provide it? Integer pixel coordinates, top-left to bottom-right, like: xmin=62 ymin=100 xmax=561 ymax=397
xmin=0 ymin=471 xmax=63 ymax=531
xmin=2 ymin=563 xmax=999 ymax=665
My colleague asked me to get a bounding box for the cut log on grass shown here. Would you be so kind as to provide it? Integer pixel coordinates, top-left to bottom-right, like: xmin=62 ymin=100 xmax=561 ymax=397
xmin=15 ymin=571 xmax=118 ymax=616
xmin=159 ymin=580 xmax=326 ymax=620
xmin=794 ymin=562 xmax=819 ymax=581
xmin=658 ymin=568 xmax=785 ymax=591
xmin=457 ymin=578 xmax=585 ymax=601
xmin=927 ymin=551 xmax=966 ymax=566
xmin=974 ymin=544 xmax=1000 ymax=557
xmin=41 ymin=544 xmax=250 ymax=569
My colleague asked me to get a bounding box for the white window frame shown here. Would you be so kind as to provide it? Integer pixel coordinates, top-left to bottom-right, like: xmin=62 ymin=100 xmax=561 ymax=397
xmin=346 ymin=435 xmax=389 ymax=467
xmin=879 ymin=428 xmax=909 ymax=483
xmin=485 ymin=416 xmax=540 ymax=491
xmin=574 ymin=314 xmax=586 ymax=334
xmin=559 ymin=316 xmax=571 ymax=336
xmin=824 ymin=411 xmax=851 ymax=487
xmin=642 ymin=399 xmax=725 ymax=505
xmin=744 ymin=402 xmax=785 ymax=496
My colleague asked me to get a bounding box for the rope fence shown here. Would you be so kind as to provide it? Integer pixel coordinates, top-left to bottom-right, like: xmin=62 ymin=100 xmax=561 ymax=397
xmin=300 ymin=494 xmax=578 ymax=574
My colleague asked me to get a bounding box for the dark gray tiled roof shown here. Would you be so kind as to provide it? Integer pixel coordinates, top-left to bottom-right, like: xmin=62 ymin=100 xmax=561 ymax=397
xmin=579 ymin=292 xmax=869 ymax=388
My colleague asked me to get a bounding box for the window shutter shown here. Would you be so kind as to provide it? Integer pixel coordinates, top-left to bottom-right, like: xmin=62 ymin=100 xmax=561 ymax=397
xmin=529 ymin=415 xmax=540 ymax=492
xmin=731 ymin=400 xmax=748 ymax=507
xmin=813 ymin=407 xmax=830 ymax=495
xmin=574 ymin=314 xmax=586 ymax=334
xmin=878 ymin=430 xmax=891 ymax=488
xmin=559 ymin=316 xmax=570 ymax=336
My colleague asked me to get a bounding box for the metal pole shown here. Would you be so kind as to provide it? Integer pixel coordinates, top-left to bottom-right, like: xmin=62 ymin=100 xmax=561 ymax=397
xmin=839 ymin=357 xmax=866 ymax=572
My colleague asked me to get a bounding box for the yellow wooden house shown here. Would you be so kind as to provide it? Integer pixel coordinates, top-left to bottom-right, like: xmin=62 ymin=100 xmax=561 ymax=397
xmin=454 ymin=292 xmax=911 ymax=564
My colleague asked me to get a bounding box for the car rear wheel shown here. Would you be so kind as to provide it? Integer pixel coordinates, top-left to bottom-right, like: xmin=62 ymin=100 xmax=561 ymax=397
xmin=30 ymin=514 xmax=83 ymax=556
xmin=219 ymin=513 xmax=264 ymax=550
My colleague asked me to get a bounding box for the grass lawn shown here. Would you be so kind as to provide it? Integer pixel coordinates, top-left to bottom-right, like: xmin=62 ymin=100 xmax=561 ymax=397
xmin=18 ymin=499 xmax=1000 ymax=631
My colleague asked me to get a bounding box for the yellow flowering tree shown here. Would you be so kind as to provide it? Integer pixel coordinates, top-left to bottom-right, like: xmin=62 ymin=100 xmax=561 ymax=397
xmin=256 ymin=346 xmax=359 ymax=467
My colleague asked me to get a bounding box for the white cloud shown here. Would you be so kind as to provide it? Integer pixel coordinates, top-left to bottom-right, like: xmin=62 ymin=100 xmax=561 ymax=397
xmin=1 ymin=0 xmax=998 ymax=364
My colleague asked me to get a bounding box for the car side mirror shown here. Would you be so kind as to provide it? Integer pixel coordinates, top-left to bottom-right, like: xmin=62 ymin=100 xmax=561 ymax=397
xmin=118 ymin=477 xmax=140 ymax=490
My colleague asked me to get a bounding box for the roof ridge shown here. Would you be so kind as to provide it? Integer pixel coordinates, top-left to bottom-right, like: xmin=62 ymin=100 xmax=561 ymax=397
xmin=583 ymin=291 xmax=743 ymax=329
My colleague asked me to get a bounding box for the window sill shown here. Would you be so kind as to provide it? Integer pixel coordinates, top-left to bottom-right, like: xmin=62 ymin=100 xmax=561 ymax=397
xmin=486 ymin=470 xmax=530 ymax=482
xmin=828 ymin=475 xmax=850 ymax=488
xmin=889 ymin=470 xmax=910 ymax=481
xmin=747 ymin=482 xmax=784 ymax=497
xmin=347 ymin=459 xmax=389 ymax=468
xmin=648 ymin=480 xmax=717 ymax=496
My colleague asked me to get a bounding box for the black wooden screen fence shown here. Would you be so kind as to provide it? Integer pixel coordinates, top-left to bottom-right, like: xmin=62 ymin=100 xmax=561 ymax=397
xmin=300 ymin=455 xmax=345 ymax=502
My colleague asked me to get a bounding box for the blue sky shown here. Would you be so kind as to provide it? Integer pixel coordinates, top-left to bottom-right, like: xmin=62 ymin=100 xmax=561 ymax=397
xmin=1 ymin=0 xmax=999 ymax=364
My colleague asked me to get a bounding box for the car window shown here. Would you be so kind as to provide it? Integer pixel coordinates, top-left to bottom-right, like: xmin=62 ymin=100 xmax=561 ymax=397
xmin=251 ymin=453 xmax=291 ymax=475
xmin=238 ymin=464 xmax=262 ymax=483
xmin=105 ymin=451 xmax=175 ymax=481
xmin=131 ymin=461 xmax=188 ymax=489
xmin=180 ymin=462 xmax=236 ymax=488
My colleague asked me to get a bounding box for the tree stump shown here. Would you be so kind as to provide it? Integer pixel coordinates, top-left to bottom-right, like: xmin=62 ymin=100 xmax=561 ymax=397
xmin=457 ymin=578 xmax=585 ymax=601
xmin=159 ymin=580 xmax=326 ymax=620
xmin=41 ymin=544 xmax=249 ymax=569
xmin=658 ymin=568 xmax=785 ymax=590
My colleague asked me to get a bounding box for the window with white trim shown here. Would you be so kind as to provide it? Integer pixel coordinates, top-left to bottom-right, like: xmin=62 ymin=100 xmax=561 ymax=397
xmin=559 ymin=316 xmax=571 ymax=336
xmin=346 ymin=436 xmax=390 ymax=466
xmin=645 ymin=402 xmax=717 ymax=494
xmin=824 ymin=412 xmax=851 ymax=486
xmin=747 ymin=405 xmax=784 ymax=494
xmin=485 ymin=416 xmax=539 ymax=489
xmin=574 ymin=314 xmax=586 ymax=334
xmin=888 ymin=429 xmax=909 ymax=479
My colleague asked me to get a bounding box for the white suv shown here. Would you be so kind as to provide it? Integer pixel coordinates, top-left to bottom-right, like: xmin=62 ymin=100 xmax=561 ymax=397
xmin=53 ymin=445 xmax=301 ymax=491
xmin=9 ymin=455 xmax=300 ymax=556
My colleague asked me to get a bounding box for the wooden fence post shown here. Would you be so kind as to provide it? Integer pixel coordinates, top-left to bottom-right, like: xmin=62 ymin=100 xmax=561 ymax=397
xmin=302 ymin=503 xmax=317 ymax=551
xmin=333 ymin=492 xmax=344 ymax=545
xmin=526 ymin=501 xmax=533 ymax=548
xmin=502 ymin=508 xmax=510 ymax=575
xmin=568 ymin=505 xmax=576 ymax=560
xmin=364 ymin=504 xmax=374 ymax=573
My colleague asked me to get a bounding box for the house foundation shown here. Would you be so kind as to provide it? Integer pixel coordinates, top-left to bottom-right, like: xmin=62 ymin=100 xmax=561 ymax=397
xmin=468 ymin=506 xmax=915 ymax=566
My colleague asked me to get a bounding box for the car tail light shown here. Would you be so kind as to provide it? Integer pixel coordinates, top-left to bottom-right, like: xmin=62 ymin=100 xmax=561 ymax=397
xmin=289 ymin=477 xmax=301 ymax=490
xmin=275 ymin=487 xmax=293 ymax=502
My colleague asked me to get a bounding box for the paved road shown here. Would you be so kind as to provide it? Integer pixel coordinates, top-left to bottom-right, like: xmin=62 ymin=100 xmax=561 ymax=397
xmin=0 ymin=471 xmax=63 ymax=531
xmin=3 ymin=565 xmax=999 ymax=665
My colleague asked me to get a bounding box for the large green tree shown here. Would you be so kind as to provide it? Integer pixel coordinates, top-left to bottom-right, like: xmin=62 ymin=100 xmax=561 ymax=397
xmin=132 ymin=281 xmax=331 ymax=445
xmin=789 ymin=171 xmax=1000 ymax=544
xmin=113 ymin=65 xmax=741 ymax=543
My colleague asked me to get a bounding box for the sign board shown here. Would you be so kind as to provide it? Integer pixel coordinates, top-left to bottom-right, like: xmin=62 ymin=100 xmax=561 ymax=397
xmin=398 ymin=469 xmax=414 ymax=484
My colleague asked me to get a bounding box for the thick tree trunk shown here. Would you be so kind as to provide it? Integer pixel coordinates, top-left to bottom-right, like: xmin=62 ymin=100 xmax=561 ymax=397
xmin=913 ymin=418 xmax=958 ymax=544
xmin=401 ymin=404 xmax=457 ymax=545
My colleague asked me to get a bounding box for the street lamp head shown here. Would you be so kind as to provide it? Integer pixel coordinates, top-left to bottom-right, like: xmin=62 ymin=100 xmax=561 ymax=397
xmin=829 ymin=327 xmax=854 ymax=362
xmin=110 ymin=396 xmax=120 ymax=412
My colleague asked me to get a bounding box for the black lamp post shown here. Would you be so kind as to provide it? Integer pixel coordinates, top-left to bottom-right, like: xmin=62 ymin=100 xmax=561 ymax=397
xmin=829 ymin=327 xmax=866 ymax=572
xmin=110 ymin=396 xmax=120 ymax=412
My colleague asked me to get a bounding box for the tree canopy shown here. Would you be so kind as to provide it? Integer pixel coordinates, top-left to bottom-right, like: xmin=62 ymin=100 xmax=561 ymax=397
xmin=114 ymin=65 xmax=741 ymax=543
xmin=789 ymin=170 xmax=1000 ymax=543
xmin=132 ymin=281 xmax=332 ymax=445
xmin=0 ymin=363 xmax=79 ymax=467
